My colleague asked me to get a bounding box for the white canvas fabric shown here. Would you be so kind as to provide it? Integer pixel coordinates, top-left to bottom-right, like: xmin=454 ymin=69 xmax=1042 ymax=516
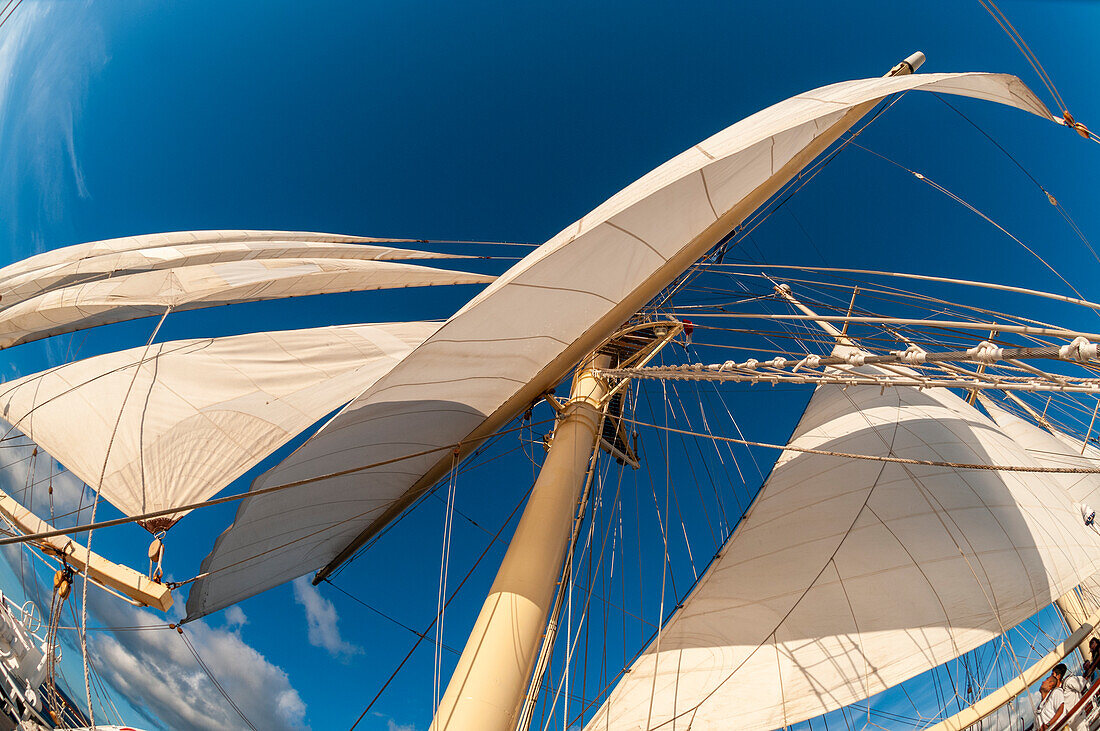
xmin=0 ymin=240 xmax=461 ymax=310
xmin=0 ymin=258 xmax=491 ymax=350
xmin=583 ymin=378 xmax=1100 ymax=731
xmin=0 ymin=230 xmax=418 ymax=284
xmin=0 ymin=322 xmax=441 ymax=528
xmin=980 ymin=396 xmax=1100 ymax=508
xmin=186 ymin=71 xmax=1055 ymax=619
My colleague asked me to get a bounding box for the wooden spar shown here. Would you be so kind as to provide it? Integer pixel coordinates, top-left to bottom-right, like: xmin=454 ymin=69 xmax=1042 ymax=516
xmin=680 ymin=311 xmax=1100 ymax=341
xmin=716 ymin=262 xmax=1100 ymax=314
xmin=921 ymin=607 xmax=1100 ymax=731
xmin=0 ymin=490 xmax=172 ymax=612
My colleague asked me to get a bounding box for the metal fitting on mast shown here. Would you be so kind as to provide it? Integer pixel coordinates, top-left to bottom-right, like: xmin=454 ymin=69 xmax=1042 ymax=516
xmin=891 ymin=51 xmax=926 ymax=76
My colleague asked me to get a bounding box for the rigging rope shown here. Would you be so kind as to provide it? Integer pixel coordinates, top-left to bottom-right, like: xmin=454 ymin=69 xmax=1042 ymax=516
xmin=176 ymin=624 xmax=258 ymax=730
xmin=346 ymin=481 xmax=535 ymax=730
xmin=0 ymin=416 xmax=556 ymax=552
xmin=976 ymin=0 xmax=1068 ymax=114
xmin=432 ymin=452 xmax=459 ymax=717
xmin=618 ymin=415 xmax=1100 ymax=474
xmin=931 ymin=91 xmax=1100 ymax=265
xmin=43 ymin=563 xmax=76 ymax=726
xmin=78 ymin=305 xmax=170 ymax=730
xmin=851 ymin=142 xmax=1094 ymax=309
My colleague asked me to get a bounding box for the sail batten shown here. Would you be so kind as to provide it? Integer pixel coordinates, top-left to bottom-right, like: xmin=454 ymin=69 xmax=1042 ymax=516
xmin=186 ymin=71 xmax=1055 ymax=620
xmin=583 ymin=377 xmax=1100 ymax=731
xmin=0 ymin=321 xmax=441 ymax=528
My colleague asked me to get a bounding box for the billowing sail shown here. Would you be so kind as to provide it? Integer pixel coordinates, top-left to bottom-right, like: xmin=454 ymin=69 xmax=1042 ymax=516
xmin=0 ymin=229 xmax=418 ymax=283
xmin=583 ymin=377 xmax=1100 ymax=731
xmin=0 ymin=240 xmax=462 ymax=310
xmin=0 ymin=322 xmax=440 ymax=529
xmin=0 ymin=258 xmax=491 ymax=350
xmin=186 ymin=71 xmax=1055 ymax=619
xmin=980 ymin=395 xmax=1100 ymax=508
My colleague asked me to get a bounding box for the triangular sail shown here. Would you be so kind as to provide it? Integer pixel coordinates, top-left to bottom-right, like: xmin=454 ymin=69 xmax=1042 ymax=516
xmin=0 ymin=321 xmax=440 ymax=529
xmin=583 ymin=377 xmax=1100 ymax=731
xmin=0 ymin=240 xmax=462 ymax=310
xmin=186 ymin=71 xmax=1054 ymax=619
xmin=0 ymin=258 xmax=490 ymax=350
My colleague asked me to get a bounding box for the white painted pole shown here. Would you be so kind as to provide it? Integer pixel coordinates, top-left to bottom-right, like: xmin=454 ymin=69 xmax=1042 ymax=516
xmin=430 ymin=355 xmax=610 ymax=731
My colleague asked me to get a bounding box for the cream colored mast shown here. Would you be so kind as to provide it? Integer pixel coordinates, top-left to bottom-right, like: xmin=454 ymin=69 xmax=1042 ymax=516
xmin=429 ymin=354 xmax=609 ymax=731
xmin=430 ymin=52 xmax=927 ymax=731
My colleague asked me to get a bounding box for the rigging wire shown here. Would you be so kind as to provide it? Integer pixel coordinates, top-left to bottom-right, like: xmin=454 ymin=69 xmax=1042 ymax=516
xmin=177 ymin=625 xmax=259 ymax=731
xmin=78 ymin=304 xmax=171 ymax=730
xmin=976 ymin=0 xmax=1068 ymax=114
xmin=432 ymin=453 xmax=460 ymax=717
xmin=324 ymin=580 xmax=459 ymax=655
xmin=0 ymin=416 xmax=557 ymax=553
xmin=0 ymin=0 xmax=23 ymax=35
xmin=346 ymin=480 xmax=535 ymax=730
xmin=850 ymin=141 xmax=1093 ymax=310
xmin=616 ymin=414 xmax=1100 ymax=474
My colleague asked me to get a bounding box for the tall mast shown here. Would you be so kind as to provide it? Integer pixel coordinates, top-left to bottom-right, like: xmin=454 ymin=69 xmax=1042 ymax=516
xmin=429 ymin=52 xmax=928 ymax=731
xmin=429 ymin=352 xmax=610 ymax=731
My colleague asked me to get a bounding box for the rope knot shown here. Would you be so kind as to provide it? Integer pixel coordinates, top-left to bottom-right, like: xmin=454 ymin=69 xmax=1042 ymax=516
xmin=1064 ymin=110 xmax=1092 ymax=140
xmin=893 ymin=345 xmax=927 ymax=365
xmin=769 ymin=357 xmax=787 ymax=369
xmin=793 ymin=354 xmax=821 ymax=372
xmin=744 ymin=359 xmax=759 ymax=371
xmin=1060 ymin=336 xmax=1098 ymax=362
xmin=845 ymin=352 xmax=866 ymax=366
xmin=967 ymin=341 xmax=1002 ymax=364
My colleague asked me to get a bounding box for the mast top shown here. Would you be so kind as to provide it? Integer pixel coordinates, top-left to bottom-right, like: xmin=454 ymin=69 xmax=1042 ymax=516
xmin=893 ymin=51 xmax=926 ymax=76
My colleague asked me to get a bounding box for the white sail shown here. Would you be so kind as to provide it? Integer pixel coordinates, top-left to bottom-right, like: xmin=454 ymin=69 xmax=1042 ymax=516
xmin=0 ymin=229 xmax=417 ymax=283
xmin=186 ymin=71 xmax=1054 ymax=619
xmin=0 ymin=258 xmax=491 ymax=350
xmin=0 ymin=321 xmax=440 ymax=529
xmin=979 ymin=395 xmax=1100 ymax=507
xmin=0 ymin=240 xmax=462 ymax=310
xmin=582 ymin=377 xmax=1100 ymax=731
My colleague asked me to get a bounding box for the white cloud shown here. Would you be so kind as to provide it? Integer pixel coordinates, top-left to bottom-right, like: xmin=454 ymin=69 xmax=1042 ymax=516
xmin=368 ymin=712 xmax=416 ymax=731
xmin=0 ymin=435 xmax=310 ymax=730
xmin=0 ymin=432 xmax=95 ymax=526
xmin=292 ymin=576 xmax=363 ymax=661
xmin=90 ymin=592 xmax=309 ymax=731
xmin=223 ymin=605 xmax=248 ymax=631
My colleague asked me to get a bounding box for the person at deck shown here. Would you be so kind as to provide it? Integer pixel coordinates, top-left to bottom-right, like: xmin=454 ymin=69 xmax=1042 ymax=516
xmin=1084 ymin=638 xmax=1100 ymax=682
xmin=1038 ymin=676 xmax=1065 ymax=730
xmin=1052 ymin=663 xmax=1094 ymax=731
xmin=1054 ymin=663 xmax=1088 ymax=709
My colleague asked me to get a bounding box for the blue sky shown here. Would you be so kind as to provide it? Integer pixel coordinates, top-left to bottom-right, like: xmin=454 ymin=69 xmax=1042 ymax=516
xmin=1 ymin=1 xmax=1099 ymax=730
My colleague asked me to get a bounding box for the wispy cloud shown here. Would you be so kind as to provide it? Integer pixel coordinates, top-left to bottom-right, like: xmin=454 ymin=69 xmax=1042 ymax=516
xmin=0 ymin=1 xmax=107 ymax=250
xmin=292 ymin=576 xmax=363 ymax=661
xmin=368 ymin=712 xmax=417 ymax=731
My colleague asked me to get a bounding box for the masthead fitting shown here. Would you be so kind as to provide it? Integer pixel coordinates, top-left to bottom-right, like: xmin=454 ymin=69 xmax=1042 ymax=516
xmin=891 ymin=51 xmax=927 ymax=77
